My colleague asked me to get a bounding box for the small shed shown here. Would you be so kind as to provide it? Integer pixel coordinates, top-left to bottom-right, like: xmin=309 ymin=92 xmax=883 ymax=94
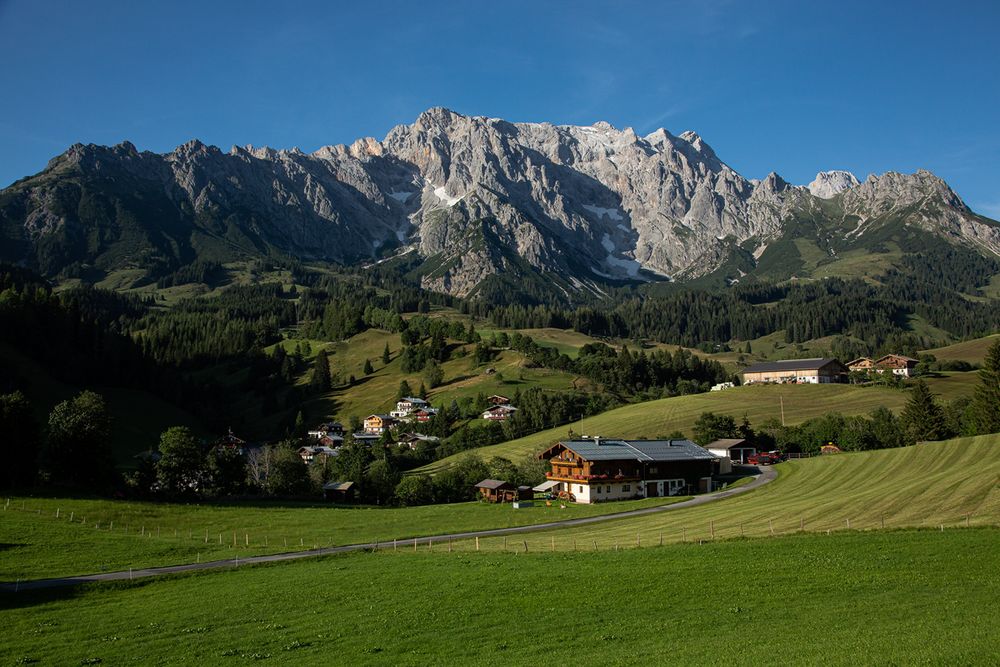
xmin=323 ymin=481 xmax=356 ymax=502
xmin=706 ymin=438 xmax=757 ymax=465
xmin=474 ymin=479 xmax=516 ymax=503
xmin=516 ymin=485 xmax=533 ymax=501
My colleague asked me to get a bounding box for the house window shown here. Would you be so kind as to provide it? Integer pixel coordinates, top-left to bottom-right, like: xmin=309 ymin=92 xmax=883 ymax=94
xmin=578 ymin=485 xmax=584 ymax=493
xmin=649 ymin=467 xmax=658 ymax=474
xmin=606 ymin=485 xmax=611 ymax=493
xmin=622 ymin=484 xmax=630 ymax=492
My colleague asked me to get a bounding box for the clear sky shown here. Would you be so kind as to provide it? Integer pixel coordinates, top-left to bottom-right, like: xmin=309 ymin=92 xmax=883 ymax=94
xmin=2 ymin=0 xmax=998 ymax=216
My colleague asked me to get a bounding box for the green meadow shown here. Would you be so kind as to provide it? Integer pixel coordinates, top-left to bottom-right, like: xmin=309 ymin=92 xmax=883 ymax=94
xmin=0 ymin=495 xmax=684 ymax=581
xmin=1 ymin=529 xmax=996 ymax=665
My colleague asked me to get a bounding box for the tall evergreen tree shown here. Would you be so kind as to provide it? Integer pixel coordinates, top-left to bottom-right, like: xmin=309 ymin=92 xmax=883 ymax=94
xmin=970 ymin=340 xmax=1000 ymax=435
xmin=363 ymin=358 xmax=374 ymax=375
xmin=396 ymin=380 xmax=413 ymax=401
xmin=901 ymin=380 xmax=945 ymax=443
xmin=382 ymin=343 xmax=391 ymax=365
xmin=310 ymin=348 xmax=331 ymax=391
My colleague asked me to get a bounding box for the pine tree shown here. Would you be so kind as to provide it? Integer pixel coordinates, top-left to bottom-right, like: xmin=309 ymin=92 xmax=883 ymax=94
xmin=901 ymin=379 xmax=945 ymax=443
xmin=382 ymin=343 xmax=391 ymax=365
xmin=363 ymin=358 xmax=374 ymax=375
xmin=396 ymin=380 xmax=412 ymax=402
xmin=970 ymin=339 xmax=1000 ymax=435
xmin=310 ymin=349 xmax=331 ymax=391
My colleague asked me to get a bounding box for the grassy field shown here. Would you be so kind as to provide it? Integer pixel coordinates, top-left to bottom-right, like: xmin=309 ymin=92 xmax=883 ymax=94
xmin=924 ymin=333 xmax=1000 ymax=364
xmin=418 ymin=374 xmax=980 ymax=474
xmin=451 ymin=434 xmax=1000 ymax=552
xmin=0 ymin=495 xmax=685 ymax=581
xmin=1 ymin=529 xmax=997 ymax=665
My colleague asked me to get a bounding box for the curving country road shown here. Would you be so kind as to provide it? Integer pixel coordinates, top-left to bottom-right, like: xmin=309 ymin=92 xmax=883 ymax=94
xmin=1 ymin=466 xmax=777 ymax=592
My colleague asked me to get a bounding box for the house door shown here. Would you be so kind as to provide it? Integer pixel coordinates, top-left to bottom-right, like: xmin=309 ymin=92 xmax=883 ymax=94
xmin=646 ymin=482 xmax=659 ymax=497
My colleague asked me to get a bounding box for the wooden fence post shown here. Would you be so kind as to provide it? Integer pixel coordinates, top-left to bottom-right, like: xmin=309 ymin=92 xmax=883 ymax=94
xmin=769 ymin=519 xmax=774 ymax=536
xmin=710 ymin=521 xmax=714 ymax=539
xmin=475 ymin=536 xmax=479 ymax=552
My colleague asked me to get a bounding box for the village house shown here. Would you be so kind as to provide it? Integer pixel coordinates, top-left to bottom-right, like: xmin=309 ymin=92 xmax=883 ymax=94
xmin=390 ymin=397 xmax=429 ymax=419
xmin=307 ymin=422 xmax=344 ymax=438
xmin=487 ymin=394 xmax=510 ymax=406
xmin=396 ymin=432 xmax=440 ymax=449
xmin=482 ymin=404 xmax=517 ymax=421
xmin=846 ymin=357 xmax=877 ymax=373
xmin=538 ymin=437 xmax=717 ymax=504
xmin=363 ymin=414 xmax=396 ymax=434
xmin=351 ymin=432 xmax=381 ymax=444
xmin=741 ymin=358 xmax=848 ymax=385
xmin=297 ymin=445 xmax=340 ymax=464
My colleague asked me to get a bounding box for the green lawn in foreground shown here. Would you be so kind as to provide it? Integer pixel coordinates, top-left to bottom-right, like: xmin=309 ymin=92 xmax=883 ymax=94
xmin=454 ymin=434 xmax=1000 ymax=552
xmin=0 ymin=495 xmax=684 ymax=581
xmin=1 ymin=529 xmax=996 ymax=665
xmin=418 ymin=375 xmax=978 ymax=474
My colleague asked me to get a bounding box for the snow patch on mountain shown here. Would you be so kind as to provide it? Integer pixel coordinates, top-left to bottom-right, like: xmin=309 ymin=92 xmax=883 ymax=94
xmin=584 ymin=205 xmax=624 ymax=221
xmin=433 ymin=186 xmax=462 ymax=206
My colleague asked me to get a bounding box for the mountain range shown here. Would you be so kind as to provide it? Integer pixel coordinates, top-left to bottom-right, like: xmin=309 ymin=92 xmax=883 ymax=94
xmin=2 ymin=107 xmax=998 ymax=300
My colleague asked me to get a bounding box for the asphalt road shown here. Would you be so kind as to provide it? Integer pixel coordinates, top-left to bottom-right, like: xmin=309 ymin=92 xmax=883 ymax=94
xmin=1 ymin=465 xmax=777 ymax=592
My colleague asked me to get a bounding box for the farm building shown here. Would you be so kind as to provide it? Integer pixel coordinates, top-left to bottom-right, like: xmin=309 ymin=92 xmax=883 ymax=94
xmin=741 ymin=358 xmax=848 ymax=385
xmin=538 ymin=437 xmax=717 ymax=504
xmin=846 ymin=357 xmax=877 ymax=373
xmin=705 ymin=438 xmax=756 ymax=470
xmin=487 ymin=394 xmax=511 ymax=406
xmin=473 ymin=479 xmax=531 ymax=503
xmin=323 ymin=481 xmax=356 ymax=502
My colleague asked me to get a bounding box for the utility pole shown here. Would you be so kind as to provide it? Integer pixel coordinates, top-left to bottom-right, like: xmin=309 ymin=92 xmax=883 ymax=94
xmin=780 ymin=394 xmax=785 ymax=426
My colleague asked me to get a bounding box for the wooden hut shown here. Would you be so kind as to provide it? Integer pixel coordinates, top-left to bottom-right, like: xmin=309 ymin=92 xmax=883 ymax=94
xmin=474 ymin=479 xmax=517 ymax=503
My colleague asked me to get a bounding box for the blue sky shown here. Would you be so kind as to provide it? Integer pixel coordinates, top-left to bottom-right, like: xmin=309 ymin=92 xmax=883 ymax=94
xmin=2 ymin=0 xmax=998 ymax=216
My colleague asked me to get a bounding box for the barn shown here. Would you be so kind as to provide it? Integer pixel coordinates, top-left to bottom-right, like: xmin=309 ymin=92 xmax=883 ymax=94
xmin=741 ymin=358 xmax=848 ymax=385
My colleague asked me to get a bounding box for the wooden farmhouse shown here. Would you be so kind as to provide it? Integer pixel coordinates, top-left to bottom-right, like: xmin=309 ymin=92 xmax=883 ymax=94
xmin=487 ymin=394 xmax=511 ymax=406
xmin=847 ymin=354 xmax=919 ymax=378
xmin=874 ymin=354 xmax=919 ymax=377
xmin=538 ymin=438 xmax=716 ymax=503
xmin=323 ymin=481 xmax=355 ymax=502
xmin=741 ymin=358 xmax=848 ymax=385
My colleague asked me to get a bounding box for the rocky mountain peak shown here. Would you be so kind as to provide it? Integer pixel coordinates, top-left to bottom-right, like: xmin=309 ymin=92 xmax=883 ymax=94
xmin=4 ymin=107 xmax=997 ymax=300
xmin=807 ymin=170 xmax=860 ymax=198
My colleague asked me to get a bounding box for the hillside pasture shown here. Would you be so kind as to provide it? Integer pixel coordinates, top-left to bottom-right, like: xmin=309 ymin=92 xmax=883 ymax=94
xmin=418 ymin=375 xmax=977 ymax=474
xmin=923 ymin=333 xmax=1000 ymax=364
xmin=452 ymin=434 xmax=1000 ymax=552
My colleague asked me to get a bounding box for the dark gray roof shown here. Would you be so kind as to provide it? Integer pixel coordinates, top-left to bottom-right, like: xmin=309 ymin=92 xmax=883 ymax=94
xmin=558 ymin=439 xmax=716 ymax=462
xmin=742 ymin=358 xmax=844 ymax=374
xmin=705 ymin=438 xmax=749 ymax=451
xmin=323 ymin=481 xmax=354 ymax=491
xmin=474 ymin=478 xmax=513 ymax=490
